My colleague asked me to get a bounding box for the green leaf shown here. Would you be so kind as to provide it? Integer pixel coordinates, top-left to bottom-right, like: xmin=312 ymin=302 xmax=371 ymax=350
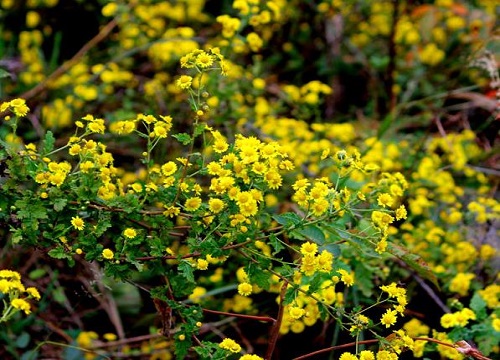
xmin=273 ymin=212 xmax=302 ymax=228
xmin=15 ymin=332 xmax=30 ymax=349
xmin=174 ymin=335 xmax=192 ymax=360
xmin=172 ymin=133 xmax=192 ymax=145
xmin=245 ymin=262 xmax=270 ymax=290
xmin=283 ymin=286 xmax=296 ymax=305
xmin=0 ymin=68 xmax=11 ymax=79
xmin=53 ymin=198 xmax=67 ymax=212
xmin=469 ymin=292 xmax=487 ymax=320
xmin=48 ymin=247 xmax=69 ymax=260
xmin=42 ymin=131 xmax=55 ymax=154
xmin=353 ymin=261 xmax=376 ymax=297
xmin=386 ymin=242 xmax=439 ymax=288
xmin=15 ymin=199 xmax=48 ymax=221
xmin=292 ymin=224 xmax=326 ymax=245
xmin=29 ymin=268 xmax=47 ymax=280
xmin=193 ymin=124 xmax=205 ymax=137
xmin=320 ymin=243 xmax=341 ymax=257
xmin=178 ymin=260 xmax=195 ymax=282
xmin=269 ymin=234 xmax=285 ymax=255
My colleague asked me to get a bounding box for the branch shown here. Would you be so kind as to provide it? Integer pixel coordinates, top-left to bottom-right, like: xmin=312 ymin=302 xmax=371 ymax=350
xmin=21 ymin=18 xmax=118 ymax=101
xmin=265 ymin=281 xmax=287 ymax=360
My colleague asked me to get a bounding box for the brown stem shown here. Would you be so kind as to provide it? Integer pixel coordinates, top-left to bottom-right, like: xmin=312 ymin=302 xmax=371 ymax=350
xmin=383 ymin=0 xmax=399 ymax=116
xmin=202 ymin=308 xmax=275 ymax=323
xmin=293 ymin=337 xmax=494 ymax=360
xmin=92 ymin=333 xmax=163 ymax=349
xmin=293 ymin=339 xmax=379 ymax=360
xmin=134 ymin=239 xmax=252 ymax=261
xmin=265 ymin=281 xmax=287 ymax=360
xmin=21 ymin=19 xmax=118 ymax=101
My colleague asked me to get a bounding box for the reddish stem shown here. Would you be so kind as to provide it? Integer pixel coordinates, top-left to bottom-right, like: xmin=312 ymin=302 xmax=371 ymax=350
xmin=202 ymin=308 xmax=276 ymax=323
xmin=265 ymin=281 xmax=287 ymax=360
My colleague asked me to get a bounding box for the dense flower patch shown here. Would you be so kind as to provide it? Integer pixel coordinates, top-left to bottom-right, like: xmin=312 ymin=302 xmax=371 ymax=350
xmin=0 ymin=0 xmax=498 ymax=359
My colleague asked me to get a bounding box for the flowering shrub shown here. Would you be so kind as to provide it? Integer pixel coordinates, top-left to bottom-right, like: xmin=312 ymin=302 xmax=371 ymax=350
xmin=0 ymin=0 xmax=498 ymax=359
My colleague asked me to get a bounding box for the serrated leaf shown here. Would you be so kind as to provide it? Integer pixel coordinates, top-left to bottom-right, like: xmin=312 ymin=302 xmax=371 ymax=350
xmin=469 ymin=293 xmax=487 ymax=320
xmin=293 ymin=224 xmax=326 ymax=245
xmin=273 ymin=212 xmax=302 ymax=228
xmin=53 ymin=198 xmax=67 ymax=212
xmin=178 ymin=260 xmax=195 ymax=282
xmin=172 ymin=133 xmax=192 ymax=145
xmin=194 ymin=124 xmax=205 ymax=137
xmin=386 ymin=242 xmax=439 ymax=288
xmin=174 ymin=335 xmax=192 ymax=359
xmin=283 ymin=286 xmax=296 ymax=305
xmin=245 ymin=262 xmax=271 ymax=290
xmin=42 ymin=131 xmax=55 ymax=154
xmin=269 ymin=234 xmax=285 ymax=255
xmin=353 ymin=261 xmax=376 ymax=297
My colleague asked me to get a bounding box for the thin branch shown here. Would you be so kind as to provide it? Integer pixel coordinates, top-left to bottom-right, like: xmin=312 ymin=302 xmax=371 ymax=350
xmin=202 ymin=308 xmax=276 ymax=323
xmin=293 ymin=339 xmax=379 ymax=360
xmin=21 ymin=19 xmax=118 ymax=101
xmin=412 ymin=273 xmax=450 ymax=314
xmin=265 ymin=281 xmax=287 ymax=360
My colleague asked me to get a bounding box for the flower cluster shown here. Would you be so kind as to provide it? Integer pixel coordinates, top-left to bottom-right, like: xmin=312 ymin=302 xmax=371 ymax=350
xmin=0 ymin=270 xmax=40 ymax=322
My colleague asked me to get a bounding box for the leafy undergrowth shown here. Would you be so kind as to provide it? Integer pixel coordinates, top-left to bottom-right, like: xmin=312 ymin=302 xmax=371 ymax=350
xmin=0 ymin=1 xmax=498 ymax=359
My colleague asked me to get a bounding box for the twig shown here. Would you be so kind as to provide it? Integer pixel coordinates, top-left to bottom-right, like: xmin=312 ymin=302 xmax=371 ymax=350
xmin=412 ymin=273 xmax=450 ymax=314
xmin=293 ymin=339 xmax=379 ymax=360
xmin=92 ymin=333 xmax=163 ymax=349
xmin=385 ymin=0 xmax=399 ymax=114
xmin=20 ymin=18 xmax=118 ymax=101
xmin=202 ymin=308 xmax=276 ymax=323
xmin=265 ymin=281 xmax=287 ymax=360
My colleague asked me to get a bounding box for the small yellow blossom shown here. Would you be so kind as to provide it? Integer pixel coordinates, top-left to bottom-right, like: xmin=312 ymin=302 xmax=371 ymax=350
xmin=123 ymin=228 xmax=137 ymax=238
xmin=238 ymin=282 xmax=253 ymax=296
xmin=102 ymin=248 xmax=114 ymax=259
xmin=71 ymin=216 xmax=85 ymax=231
xmin=219 ymin=338 xmax=242 ymax=353
xmin=11 ymin=298 xmax=31 ymax=315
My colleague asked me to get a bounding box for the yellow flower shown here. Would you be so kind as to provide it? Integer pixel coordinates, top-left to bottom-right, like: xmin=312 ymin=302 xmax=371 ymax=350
xmin=197 ymin=258 xmax=209 ymax=270
xmin=176 ymin=75 xmax=193 ymax=89
xmin=237 ymin=282 xmax=253 ymax=296
xmin=103 ymin=333 xmax=117 ymax=341
xmin=195 ymin=52 xmax=215 ymax=68
xmin=377 ymin=193 xmax=394 ymax=208
xmin=419 ymin=43 xmax=445 ymax=66
xmin=339 ymin=353 xmax=358 ymax=360
xmin=338 ymin=269 xmax=354 ymax=287
xmin=71 ymin=216 xmax=85 ymax=231
xmin=184 ymin=197 xmax=202 ymax=212
xmin=239 ymin=354 xmax=264 ymax=360
xmin=376 ymin=350 xmax=398 ymax=360
xmin=26 ymin=287 xmax=41 ymax=300
xmin=449 ymin=272 xmax=475 ymax=296
xmin=359 ymin=350 xmax=375 ymax=360
xmin=492 ymin=318 xmax=500 ymax=332
xmin=440 ymin=313 xmax=457 ymax=328
xmin=381 ymin=309 xmax=398 ymax=328
xmin=208 ymin=198 xmax=225 ymax=214
xmin=123 ymin=228 xmax=137 ymax=239
xmin=11 ymin=298 xmax=31 ymax=315
xmin=288 ymin=306 xmax=306 ymax=320
xmin=395 ymin=205 xmax=407 ymax=220
xmin=219 ymin=338 xmax=242 ymax=353
xmin=102 ymin=248 xmax=114 ymax=259
xmin=300 ymin=242 xmax=318 ymax=256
